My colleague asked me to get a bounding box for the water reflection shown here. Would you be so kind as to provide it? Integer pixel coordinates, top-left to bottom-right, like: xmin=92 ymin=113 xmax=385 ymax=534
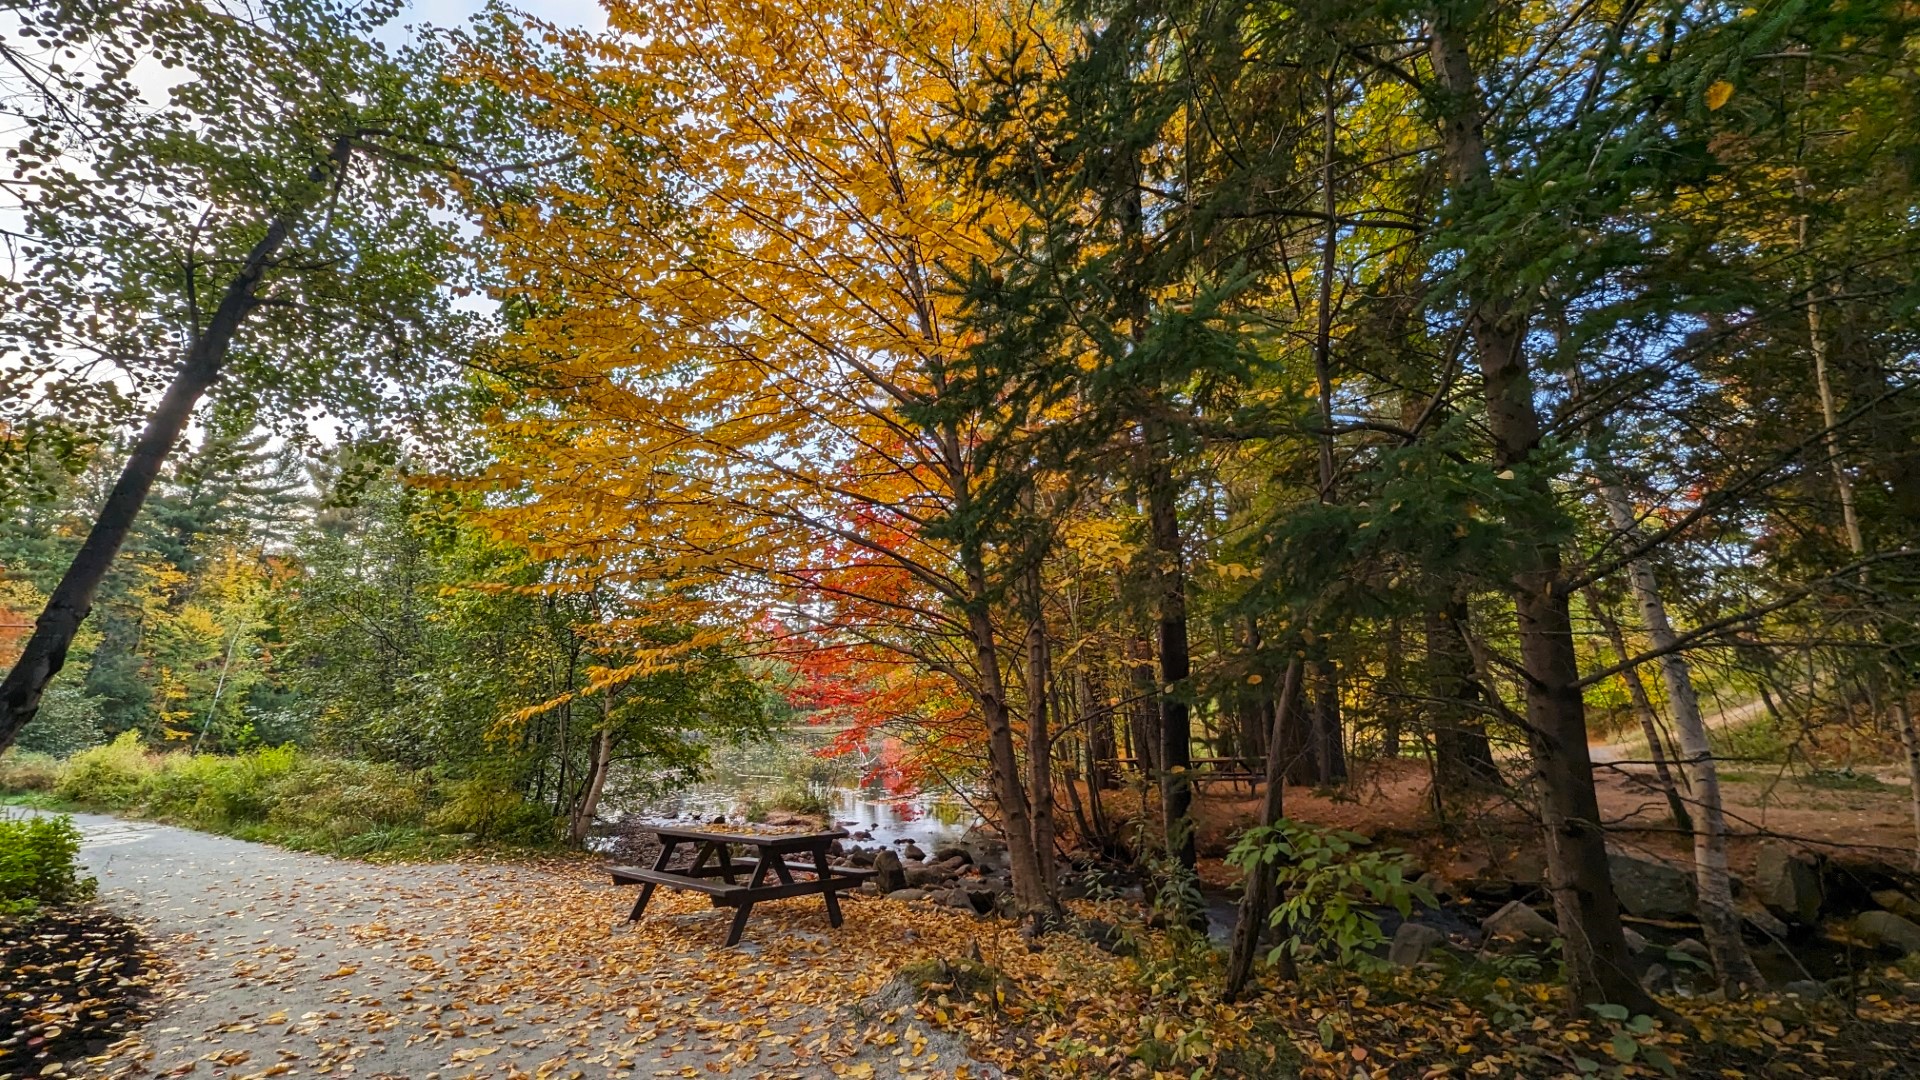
xmin=614 ymin=779 xmax=981 ymax=849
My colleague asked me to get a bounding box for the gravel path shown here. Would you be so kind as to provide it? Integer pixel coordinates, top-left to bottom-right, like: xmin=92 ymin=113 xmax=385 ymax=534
xmin=60 ymin=812 xmax=991 ymax=1080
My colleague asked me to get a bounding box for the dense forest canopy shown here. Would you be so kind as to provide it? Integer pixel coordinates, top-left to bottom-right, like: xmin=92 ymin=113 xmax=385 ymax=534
xmin=3 ymin=0 xmax=1918 ymax=1019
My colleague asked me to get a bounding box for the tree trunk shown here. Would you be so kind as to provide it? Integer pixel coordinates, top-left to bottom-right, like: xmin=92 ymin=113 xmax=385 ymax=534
xmin=1596 ymin=485 xmax=1763 ymax=992
xmin=1426 ymin=12 xmax=1651 ymax=1012
xmin=1225 ymin=657 xmax=1303 ymax=999
xmin=1310 ymin=657 xmax=1347 ymax=783
xmin=1426 ymin=599 xmax=1500 ymax=790
xmin=1140 ymin=419 xmax=1195 ymax=869
xmin=1021 ymin=561 xmax=1059 ymax=894
xmin=1383 ymin=617 xmax=1404 ymax=759
xmin=569 ymin=724 xmax=614 ymax=847
xmin=1586 ymin=586 xmax=1693 ymax=833
xmin=0 ymin=136 xmax=352 ymax=752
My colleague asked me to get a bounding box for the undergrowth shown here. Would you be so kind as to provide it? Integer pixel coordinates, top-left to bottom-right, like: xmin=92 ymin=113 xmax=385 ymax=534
xmin=0 ymin=735 xmax=563 ymax=859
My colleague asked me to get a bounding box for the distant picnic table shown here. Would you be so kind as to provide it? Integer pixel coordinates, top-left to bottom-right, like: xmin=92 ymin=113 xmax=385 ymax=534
xmin=1101 ymin=755 xmax=1264 ymax=790
xmin=610 ymin=825 xmax=875 ymax=946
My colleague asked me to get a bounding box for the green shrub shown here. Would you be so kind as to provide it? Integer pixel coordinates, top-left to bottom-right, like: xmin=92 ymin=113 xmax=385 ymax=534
xmin=131 ymin=746 xmax=299 ymax=829
xmin=0 ymin=751 xmax=63 ymax=793
xmin=0 ymin=813 xmax=95 ymax=916
xmin=55 ymin=732 xmax=155 ymax=808
xmin=1226 ymin=820 xmax=1432 ymax=973
xmin=427 ymin=772 xmax=556 ymax=845
xmin=13 ymin=683 xmax=106 ymax=758
xmin=267 ymin=757 xmax=429 ymax=842
xmin=767 ymin=782 xmax=829 ymax=817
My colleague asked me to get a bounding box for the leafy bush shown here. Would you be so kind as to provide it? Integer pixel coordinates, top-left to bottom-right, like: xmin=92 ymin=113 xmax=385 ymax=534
xmin=0 ymin=813 xmax=96 ymax=916
xmin=1226 ymin=820 xmax=1432 ymax=972
xmin=27 ymin=736 xmax=563 ymax=858
xmin=55 ymin=733 xmax=155 ymax=808
xmin=426 ymin=771 xmax=554 ymax=844
xmin=13 ymin=683 xmax=106 ymax=758
xmin=267 ymin=757 xmax=429 ymax=842
xmin=0 ymin=751 xmax=63 ymax=793
xmin=138 ymin=745 xmax=298 ymax=828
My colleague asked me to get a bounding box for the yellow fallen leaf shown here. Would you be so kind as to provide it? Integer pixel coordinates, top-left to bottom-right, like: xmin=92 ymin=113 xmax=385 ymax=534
xmin=1706 ymin=80 xmax=1735 ymax=110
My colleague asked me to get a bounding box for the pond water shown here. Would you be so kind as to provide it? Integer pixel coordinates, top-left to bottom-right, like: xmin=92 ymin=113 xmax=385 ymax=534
xmin=626 ymin=781 xmax=982 ymax=850
xmin=594 ymin=731 xmax=984 ymax=851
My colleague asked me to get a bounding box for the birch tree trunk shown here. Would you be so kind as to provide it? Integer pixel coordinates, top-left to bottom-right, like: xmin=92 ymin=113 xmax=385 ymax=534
xmin=1596 ymin=482 xmax=1764 ymax=993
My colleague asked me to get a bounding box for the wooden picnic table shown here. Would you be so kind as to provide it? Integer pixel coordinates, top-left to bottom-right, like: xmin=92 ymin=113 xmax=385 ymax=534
xmin=610 ymin=825 xmax=875 ymax=946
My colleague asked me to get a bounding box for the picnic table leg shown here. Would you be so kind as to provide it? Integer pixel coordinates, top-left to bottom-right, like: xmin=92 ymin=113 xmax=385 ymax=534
xmin=717 ymin=845 xmax=737 ymax=884
xmin=813 ymin=847 xmax=843 ymax=929
xmin=629 ymin=839 xmax=680 ymax=922
xmin=724 ymin=901 xmax=755 ymax=947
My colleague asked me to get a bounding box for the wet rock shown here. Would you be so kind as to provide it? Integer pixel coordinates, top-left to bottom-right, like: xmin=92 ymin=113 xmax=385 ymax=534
xmin=1854 ymin=910 xmax=1920 ymax=955
xmin=903 ymin=842 xmax=928 ymax=862
xmin=1608 ymin=850 xmax=1695 ymax=919
xmin=1639 ymin=963 xmax=1672 ymax=993
xmin=1873 ymin=888 xmax=1920 ymax=922
xmin=1672 ymin=937 xmax=1709 ymax=960
xmin=1757 ymin=843 xmax=1824 ymax=924
xmin=904 ymin=864 xmax=954 ymax=888
xmin=828 ymin=840 xmax=845 ymax=857
xmin=846 ymin=847 xmax=877 ymax=868
xmin=1783 ymin=979 xmax=1827 ymax=999
xmin=851 ymin=830 xmax=873 ymax=841
xmin=935 ymin=888 xmax=973 ymax=910
xmin=1388 ymin=922 xmax=1449 ymax=967
xmin=1742 ymin=903 xmax=1789 ymax=941
xmin=1482 ymin=900 xmax=1558 ymax=943
xmin=872 ymin=848 xmax=908 ymax=893
xmin=886 ymin=888 xmax=927 ymax=902
xmin=1623 ymin=927 xmax=1649 ymax=954
xmin=934 ymin=846 xmax=973 ymax=866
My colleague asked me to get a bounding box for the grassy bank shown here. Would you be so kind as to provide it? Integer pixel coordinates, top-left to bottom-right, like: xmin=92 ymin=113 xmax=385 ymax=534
xmin=0 ymin=734 xmax=562 ymax=859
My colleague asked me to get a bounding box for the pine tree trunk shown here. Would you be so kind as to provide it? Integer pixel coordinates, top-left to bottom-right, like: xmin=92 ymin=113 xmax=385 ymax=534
xmin=1226 ymin=657 xmax=1303 ymax=999
xmin=1021 ymin=562 xmax=1059 ymax=892
xmin=1140 ymin=419 xmax=1195 ymax=869
xmin=1426 ymin=13 xmax=1651 ymax=1012
xmin=1426 ymin=600 xmax=1499 ymax=790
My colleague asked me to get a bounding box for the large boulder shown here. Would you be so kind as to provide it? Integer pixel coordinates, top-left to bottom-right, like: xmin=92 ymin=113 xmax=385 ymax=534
xmin=1609 ymin=850 xmax=1695 ymax=919
xmin=1855 ymin=910 xmax=1920 ymax=955
xmin=1483 ymin=900 xmax=1559 ymax=943
xmin=1756 ymin=843 xmax=1823 ymax=924
xmin=872 ymin=848 xmax=908 ymax=893
xmin=1873 ymin=889 xmax=1920 ymax=922
xmin=1388 ymin=922 xmax=1449 ymax=967
xmin=905 ymin=864 xmax=955 ymax=888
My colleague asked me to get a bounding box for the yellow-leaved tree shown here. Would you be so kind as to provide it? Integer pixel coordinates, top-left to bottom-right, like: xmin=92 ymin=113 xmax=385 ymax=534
xmin=462 ymin=0 xmax=1069 ymax=914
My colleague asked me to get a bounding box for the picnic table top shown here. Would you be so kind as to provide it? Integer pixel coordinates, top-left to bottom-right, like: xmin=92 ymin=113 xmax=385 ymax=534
xmin=648 ymin=824 xmax=849 ymax=848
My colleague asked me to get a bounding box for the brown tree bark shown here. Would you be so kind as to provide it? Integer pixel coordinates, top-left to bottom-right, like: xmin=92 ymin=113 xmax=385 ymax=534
xmin=1140 ymin=418 xmax=1195 ymax=869
xmin=1225 ymin=657 xmax=1303 ymax=999
xmin=1426 ymin=12 xmax=1652 ymax=1011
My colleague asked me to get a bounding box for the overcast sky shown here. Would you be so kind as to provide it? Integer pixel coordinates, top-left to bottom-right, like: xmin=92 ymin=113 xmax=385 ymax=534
xmin=399 ymin=0 xmax=608 ymax=39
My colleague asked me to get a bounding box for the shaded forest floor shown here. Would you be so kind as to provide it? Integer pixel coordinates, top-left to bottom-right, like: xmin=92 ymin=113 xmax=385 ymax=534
xmin=1161 ymin=755 xmax=1920 ymax=895
xmin=34 ymin=808 xmax=1920 ymax=1079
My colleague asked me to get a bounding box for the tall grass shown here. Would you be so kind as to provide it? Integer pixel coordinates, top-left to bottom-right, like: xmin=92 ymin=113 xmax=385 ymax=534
xmin=0 ymin=734 xmax=560 ymax=859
